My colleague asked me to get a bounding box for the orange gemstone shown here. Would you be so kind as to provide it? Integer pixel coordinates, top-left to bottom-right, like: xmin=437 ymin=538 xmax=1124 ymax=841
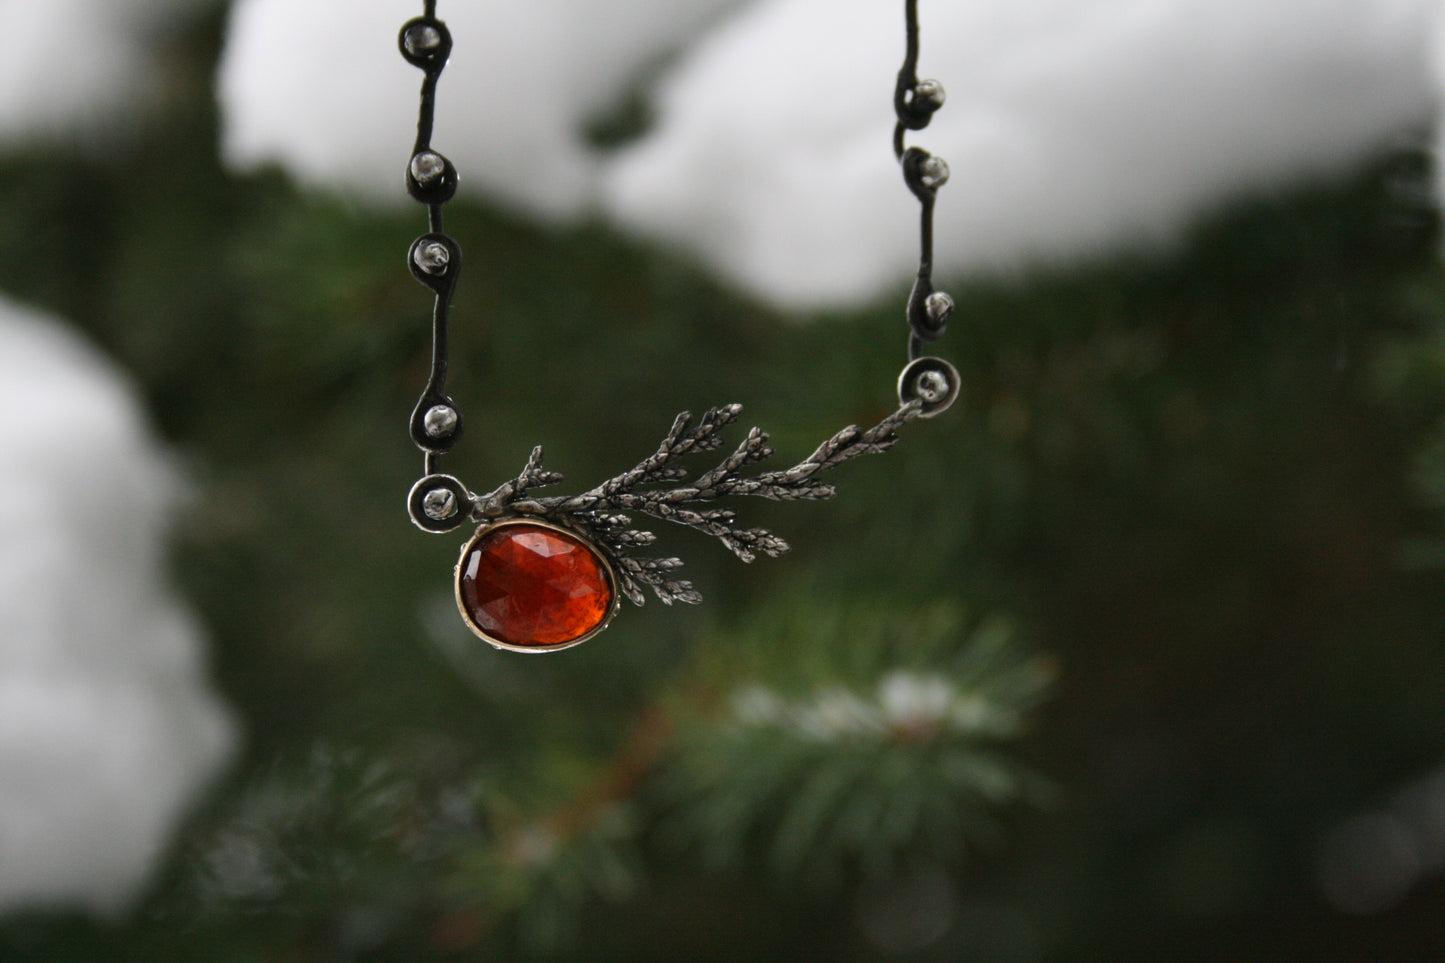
xmin=456 ymin=521 xmax=614 ymax=649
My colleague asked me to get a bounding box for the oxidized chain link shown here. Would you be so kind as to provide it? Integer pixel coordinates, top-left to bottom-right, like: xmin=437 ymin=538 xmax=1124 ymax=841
xmin=400 ymin=3 xmax=472 ymax=533
xmin=892 ymin=0 xmax=960 ymax=411
xmin=397 ymin=0 xmax=959 ymax=651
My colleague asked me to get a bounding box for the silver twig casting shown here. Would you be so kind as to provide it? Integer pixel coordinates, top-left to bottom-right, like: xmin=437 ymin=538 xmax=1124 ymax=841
xmin=472 ymin=402 xmax=924 ymax=607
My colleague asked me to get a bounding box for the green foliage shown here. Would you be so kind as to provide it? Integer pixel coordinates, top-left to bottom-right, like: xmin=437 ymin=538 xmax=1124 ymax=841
xmin=1371 ymin=269 xmax=1445 ymax=566
xmin=449 ymin=802 xmax=641 ymax=953
xmin=658 ymin=599 xmax=1054 ymax=884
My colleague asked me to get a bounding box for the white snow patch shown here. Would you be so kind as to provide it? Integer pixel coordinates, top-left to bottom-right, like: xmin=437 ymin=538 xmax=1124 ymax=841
xmin=0 ymin=296 xmax=236 ymax=917
xmin=216 ymin=0 xmax=1441 ymax=310
xmin=217 ymin=0 xmax=744 ymax=223
xmin=0 ymin=0 xmax=207 ymax=145
xmin=602 ymin=0 xmax=1440 ymax=310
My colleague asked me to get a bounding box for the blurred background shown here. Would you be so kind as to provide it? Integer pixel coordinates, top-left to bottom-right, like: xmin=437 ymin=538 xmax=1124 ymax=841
xmin=4 ymin=0 xmax=1445 ymax=959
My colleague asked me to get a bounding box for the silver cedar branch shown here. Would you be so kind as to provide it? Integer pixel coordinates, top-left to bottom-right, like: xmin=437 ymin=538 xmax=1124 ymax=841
xmin=470 ymin=403 xmax=923 ymax=605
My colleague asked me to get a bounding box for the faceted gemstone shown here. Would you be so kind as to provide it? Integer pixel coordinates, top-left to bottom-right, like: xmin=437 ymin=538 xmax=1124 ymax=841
xmin=457 ymin=522 xmax=613 ymax=648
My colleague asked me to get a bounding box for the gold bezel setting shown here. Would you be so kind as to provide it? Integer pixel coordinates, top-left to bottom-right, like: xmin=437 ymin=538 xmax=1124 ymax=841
xmin=453 ymin=517 xmax=621 ymax=653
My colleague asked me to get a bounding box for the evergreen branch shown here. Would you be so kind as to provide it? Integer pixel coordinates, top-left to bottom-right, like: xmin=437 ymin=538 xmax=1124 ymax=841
xmin=615 ymin=555 xmax=703 ymax=606
xmin=590 ymin=405 xmax=742 ymax=502
xmin=474 ymin=445 xmax=564 ymax=517
xmin=476 ymin=402 xmax=923 ymax=605
xmin=657 ymin=605 xmax=1055 ymax=885
xmin=754 ymin=401 xmax=920 ymax=487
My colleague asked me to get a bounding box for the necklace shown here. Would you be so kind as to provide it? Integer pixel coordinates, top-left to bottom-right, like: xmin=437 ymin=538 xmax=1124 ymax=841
xmin=399 ymin=0 xmax=958 ymax=652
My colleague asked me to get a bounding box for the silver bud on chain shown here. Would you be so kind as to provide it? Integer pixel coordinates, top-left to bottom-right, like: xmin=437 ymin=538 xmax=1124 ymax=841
xmin=915 ymin=370 xmax=950 ymax=403
xmin=925 ymin=291 xmax=954 ymax=327
xmin=410 ymin=151 xmax=446 ymax=186
xmin=414 ymin=241 xmax=450 ymax=276
xmin=403 ymin=23 xmax=442 ymax=56
xmin=423 ymin=405 xmax=458 ymax=437
xmin=915 ymin=79 xmax=946 ymax=109
xmin=423 ymin=487 xmax=458 ymax=520
xmin=897 ymin=356 xmax=961 ymax=418
xmin=919 ymin=155 xmax=950 ymax=190
xmin=423 ymin=405 xmax=458 ymax=438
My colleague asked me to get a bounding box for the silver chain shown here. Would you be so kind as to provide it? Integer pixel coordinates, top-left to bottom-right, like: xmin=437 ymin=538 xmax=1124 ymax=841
xmin=892 ymin=0 xmax=961 ymax=416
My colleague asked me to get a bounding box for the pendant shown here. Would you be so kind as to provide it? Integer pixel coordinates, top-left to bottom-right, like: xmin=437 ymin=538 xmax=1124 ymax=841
xmin=454 ymin=518 xmax=619 ymax=653
xmin=394 ymin=6 xmax=961 ymax=653
xmin=410 ymin=394 xmax=956 ymax=652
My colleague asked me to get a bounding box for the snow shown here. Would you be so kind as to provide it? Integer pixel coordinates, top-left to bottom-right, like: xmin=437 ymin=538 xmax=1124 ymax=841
xmin=0 ymin=0 xmax=206 ymax=145
xmin=602 ymin=0 xmax=1441 ymax=309
xmin=219 ymin=0 xmax=1441 ymax=311
xmin=0 ymin=0 xmax=236 ymax=916
xmin=0 ymin=297 xmax=236 ymax=916
xmin=1433 ymin=7 xmax=1445 ymax=217
xmin=218 ymin=0 xmax=744 ymax=223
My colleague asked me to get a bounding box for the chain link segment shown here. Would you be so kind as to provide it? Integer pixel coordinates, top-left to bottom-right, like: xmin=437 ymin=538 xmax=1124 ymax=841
xmin=401 ymin=1 xmax=472 ymax=532
xmin=893 ymin=0 xmax=960 ymax=416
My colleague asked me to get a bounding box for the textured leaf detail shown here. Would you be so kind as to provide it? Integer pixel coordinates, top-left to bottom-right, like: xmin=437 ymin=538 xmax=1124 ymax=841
xmin=471 ymin=402 xmax=922 ymax=604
